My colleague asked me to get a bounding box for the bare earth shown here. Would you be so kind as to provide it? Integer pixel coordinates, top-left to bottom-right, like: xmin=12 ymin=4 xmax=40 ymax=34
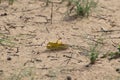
xmin=0 ymin=0 xmax=120 ymax=80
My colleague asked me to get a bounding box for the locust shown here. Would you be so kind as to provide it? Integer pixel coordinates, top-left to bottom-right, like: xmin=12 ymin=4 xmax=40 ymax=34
xmin=46 ymin=40 xmax=69 ymax=51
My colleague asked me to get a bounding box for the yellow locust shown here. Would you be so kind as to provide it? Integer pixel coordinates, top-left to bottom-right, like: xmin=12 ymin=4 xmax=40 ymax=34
xmin=47 ymin=40 xmax=68 ymax=51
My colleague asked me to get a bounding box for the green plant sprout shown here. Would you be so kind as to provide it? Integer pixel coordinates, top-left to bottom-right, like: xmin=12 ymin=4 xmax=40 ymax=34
xmin=0 ymin=38 xmax=15 ymax=47
xmin=0 ymin=33 xmax=15 ymax=47
xmin=108 ymin=45 xmax=120 ymax=60
xmin=89 ymin=43 xmax=99 ymax=64
xmin=0 ymin=0 xmax=15 ymax=5
xmin=8 ymin=67 xmax=35 ymax=80
xmin=87 ymin=37 xmax=103 ymax=66
xmin=65 ymin=0 xmax=98 ymax=17
xmin=9 ymin=0 xmax=15 ymax=5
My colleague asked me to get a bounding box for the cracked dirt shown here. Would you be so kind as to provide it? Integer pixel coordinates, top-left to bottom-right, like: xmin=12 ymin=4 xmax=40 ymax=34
xmin=0 ymin=0 xmax=120 ymax=80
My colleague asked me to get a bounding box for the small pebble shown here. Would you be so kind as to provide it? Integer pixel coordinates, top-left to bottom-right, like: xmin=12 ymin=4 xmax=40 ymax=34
xmin=0 ymin=70 xmax=3 ymax=75
xmin=116 ymin=68 xmax=120 ymax=73
xmin=0 ymin=13 xmax=7 ymax=16
xmin=66 ymin=76 xmax=72 ymax=80
xmin=85 ymin=64 xmax=92 ymax=67
xmin=7 ymin=57 xmax=12 ymax=61
xmin=0 ymin=70 xmax=3 ymax=72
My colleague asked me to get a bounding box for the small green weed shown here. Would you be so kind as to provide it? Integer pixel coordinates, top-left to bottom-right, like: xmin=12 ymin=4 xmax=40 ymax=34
xmin=77 ymin=0 xmax=97 ymax=17
xmin=8 ymin=67 xmax=35 ymax=80
xmin=8 ymin=0 xmax=14 ymax=5
xmin=0 ymin=0 xmax=15 ymax=5
xmin=0 ymin=33 xmax=15 ymax=47
xmin=87 ymin=37 xmax=104 ymax=65
xmin=66 ymin=0 xmax=98 ymax=17
xmin=108 ymin=45 xmax=120 ymax=60
xmin=89 ymin=43 xmax=99 ymax=64
xmin=0 ymin=38 xmax=14 ymax=47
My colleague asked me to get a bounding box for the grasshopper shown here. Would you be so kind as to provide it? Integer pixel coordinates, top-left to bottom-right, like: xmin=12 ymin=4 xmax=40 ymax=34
xmin=47 ymin=40 xmax=68 ymax=51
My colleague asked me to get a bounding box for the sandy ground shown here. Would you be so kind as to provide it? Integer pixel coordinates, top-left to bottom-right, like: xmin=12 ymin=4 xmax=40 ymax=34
xmin=0 ymin=0 xmax=120 ymax=80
